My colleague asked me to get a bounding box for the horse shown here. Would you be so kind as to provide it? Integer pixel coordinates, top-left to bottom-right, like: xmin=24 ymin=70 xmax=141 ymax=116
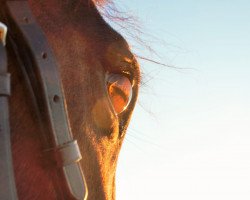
xmin=0 ymin=0 xmax=140 ymax=199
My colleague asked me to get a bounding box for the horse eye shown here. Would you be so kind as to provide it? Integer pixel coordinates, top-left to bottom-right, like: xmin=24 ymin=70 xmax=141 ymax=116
xmin=106 ymin=73 xmax=133 ymax=114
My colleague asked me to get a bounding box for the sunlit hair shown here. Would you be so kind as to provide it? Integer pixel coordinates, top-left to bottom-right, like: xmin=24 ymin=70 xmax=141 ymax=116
xmin=93 ymin=0 xmax=151 ymax=59
xmin=94 ymin=0 xmax=185 ymax=72
xmin=92 ymin=0 xmax=176 ymax=89
xmin=92 ymin=0 xmax=110 ymax=6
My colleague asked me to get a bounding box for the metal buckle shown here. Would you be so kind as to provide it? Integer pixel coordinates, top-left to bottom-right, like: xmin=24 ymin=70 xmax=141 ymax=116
xmin=0 ymin=22 xmax=7 ymax=46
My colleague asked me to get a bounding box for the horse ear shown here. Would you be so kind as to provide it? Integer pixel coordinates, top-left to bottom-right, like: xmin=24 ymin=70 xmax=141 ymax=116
xmin=0 ymin=22 xmax=7 ymax=46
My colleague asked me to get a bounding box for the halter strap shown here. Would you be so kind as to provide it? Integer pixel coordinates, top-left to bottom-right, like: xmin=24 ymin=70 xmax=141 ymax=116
xmin=0 ymin=22 xmax=18 ymax=200
xmin=1 ymin=1 xmax=87 ymax=199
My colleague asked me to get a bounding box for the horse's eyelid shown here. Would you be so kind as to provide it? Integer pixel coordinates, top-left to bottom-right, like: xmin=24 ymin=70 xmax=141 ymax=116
xmin=121 ymin=70 xmax=136 ymax=86
xmin=121 ymin=70 xmax=131 ymax=78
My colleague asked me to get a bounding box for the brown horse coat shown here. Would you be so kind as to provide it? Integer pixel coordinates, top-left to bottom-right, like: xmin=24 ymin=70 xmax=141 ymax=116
xmin=1 ymin=0 xmax=140 ymax=199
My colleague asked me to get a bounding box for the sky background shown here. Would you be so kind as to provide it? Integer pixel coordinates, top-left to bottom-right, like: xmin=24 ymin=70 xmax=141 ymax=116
xmin=105 ymin=1 xmax=250 ymax=199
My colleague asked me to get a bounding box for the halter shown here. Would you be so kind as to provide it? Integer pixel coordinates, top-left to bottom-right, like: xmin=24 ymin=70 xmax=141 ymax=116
xmin=0 ymin=1 xmax=87 ymax=199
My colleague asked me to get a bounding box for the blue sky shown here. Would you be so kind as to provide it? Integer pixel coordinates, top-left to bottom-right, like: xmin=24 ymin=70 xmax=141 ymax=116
xmin=106 ymin=1 xmax=250 ymax=199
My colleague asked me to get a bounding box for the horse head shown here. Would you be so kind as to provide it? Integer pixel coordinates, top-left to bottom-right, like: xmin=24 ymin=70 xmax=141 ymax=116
xmin=0 ymin=0 xmax=140 ymax=199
